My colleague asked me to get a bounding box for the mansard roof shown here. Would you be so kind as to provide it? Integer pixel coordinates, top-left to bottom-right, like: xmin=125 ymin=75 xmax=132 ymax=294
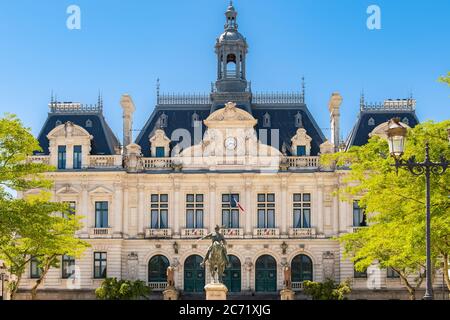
xmin=345 ymin=98 xmax=419 ymax=150
xmin=135 ymin=94 xmax=326 ymax=157
xmin=35 ymin=102 xmax=120 ymax=155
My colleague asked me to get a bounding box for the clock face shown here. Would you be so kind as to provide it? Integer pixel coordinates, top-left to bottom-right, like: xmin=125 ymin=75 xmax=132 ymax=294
xmin=225 ymin=137 xmax=237 ymax=150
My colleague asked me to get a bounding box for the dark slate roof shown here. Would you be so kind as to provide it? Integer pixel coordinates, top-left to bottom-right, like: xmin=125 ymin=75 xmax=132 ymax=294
xmin=135 ymin=102 xmax=326 ymax=157
xmin=36 ymin=112 xmax=120 ymax=155
xmin=345 ymin=110 xmax=419 ymax=149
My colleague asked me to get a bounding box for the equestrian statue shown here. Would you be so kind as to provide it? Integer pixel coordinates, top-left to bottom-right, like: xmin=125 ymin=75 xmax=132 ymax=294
xmin=198 ymin=225 xmax=230 ymax=283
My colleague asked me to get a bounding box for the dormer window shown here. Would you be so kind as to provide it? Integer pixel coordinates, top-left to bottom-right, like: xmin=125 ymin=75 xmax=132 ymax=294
xmin=295 ymin=112 xmax=303 ymax=128
xmin=402 ymin=117 xmax=409 ymax=125
xmin=159 ymin=113 xmax=168 ymax=128
xmin=73 ymin=145 xmax=82 ymax=169
xmin=58 ymin=146 xmax=66 ymax=169
xmin=368 ymin=117 xmax=375 ymax=126
xmin=263 ymin=112 xmax=271 ymax=128
xmin=86 ymin=119 xmax=93 ymax=128
xmin=149 ymin=129 xmax=171 ymax=158
xmin=192 ymin=112 xmax=200 ymax=128
xmin=55 ymin=120 xmax=62 ymax=126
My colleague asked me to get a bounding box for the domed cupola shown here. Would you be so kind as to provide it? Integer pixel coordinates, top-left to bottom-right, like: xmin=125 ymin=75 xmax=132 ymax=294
xmin=215 ymin=1 xmax=248 ymax=93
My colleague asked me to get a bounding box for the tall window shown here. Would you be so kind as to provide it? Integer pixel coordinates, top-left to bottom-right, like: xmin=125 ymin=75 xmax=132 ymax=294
xmin=257 ymin=193 xmax=275 ymax=228
xmin=73 ymin=145 xmax=82 ymax=169
xmin=151 ymin=194 xmax=168 ymax=229
xmin=222 ymin=194 xmax=239 ymax=228
xmin=57 ymin=146 xmax=66 ymax=169
xmin=293 ymin=193 xmax=311 ymax=228
xmin=353 ymin=201 xmax=367 ymax=227
xmin=296 ymin=146 xmax=306 ymax=156
xmin=94 ymin=252 xmax=107 ymax=279
xmin=62 ymin=201 xmax=76 ymax=219
xmin=30 ymin=256 xmax=42 ymax=279
xmin=387 ymin=267 xmax=400 ymax=279
xmin=95 ymin=201 xmax=108 ymax=228
xmin=186 ymin=194 xmax=204 ymax=228
xmin=155 ymin=147 xmax=165 ymax=158
xmin=62 ymin=255 xmax=75 ymax=279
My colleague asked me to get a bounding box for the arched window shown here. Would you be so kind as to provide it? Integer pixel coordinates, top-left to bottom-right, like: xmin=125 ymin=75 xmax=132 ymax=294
xmin=291 ymin=254 xmax=313 ymax=283
xmin=368 ymin=117 xmax=375 ymax=126
xmin=263 ymin=113 xmax=271 ymax=128
xmin=55 ymin=120 xmax=62 ymax=126
xmin=85 ymin=119 xmax=92 ymax=128
xmin=226 ymin=54 xmax=237 ymax=77
xmin=402 ymin=117 xmax=409 ymax=125
xmin=295 ymin=112 xmax=303 ymax=128
xmin=255 ymin=255 xmax=277 ymax=292
xmin=159 ymin=113 xmax=168 ymax=128
xmin=148 ymin=255 xmax=170 ymax=288
xmin=223 ymin=255 xmax=241 ymax=292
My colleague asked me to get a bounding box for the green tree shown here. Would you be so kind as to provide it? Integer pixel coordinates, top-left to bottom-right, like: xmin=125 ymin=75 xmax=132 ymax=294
xmin=322 ymin=120 xmax=450 ymax=300
xmin=303 ymin=278 xmax=352 ymax=300
xmin=0 ymin=114 xmax=89 ymax=299
xmin=95 ymin=278 xmax=151 ymax=300
xmin=439 ymin=72 xmax=450 ymax=86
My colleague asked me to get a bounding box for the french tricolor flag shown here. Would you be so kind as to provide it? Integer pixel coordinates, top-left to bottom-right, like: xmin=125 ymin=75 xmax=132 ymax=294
xmin=232 ymin=196 xmax=245 ymax=213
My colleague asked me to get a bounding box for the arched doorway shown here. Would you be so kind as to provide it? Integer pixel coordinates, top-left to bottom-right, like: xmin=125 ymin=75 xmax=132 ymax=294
xmin=148 ymin=255 xmax=170 ymax=289
xmin=291 ymin=254 xmax=313 ymax=284
xmin=223 ymin=255 xmax=241 ymax=292
xmin=184 ymin=255 xmax=205 ymax=293
xmin=255 ymin=255 xmax=277 ymax=292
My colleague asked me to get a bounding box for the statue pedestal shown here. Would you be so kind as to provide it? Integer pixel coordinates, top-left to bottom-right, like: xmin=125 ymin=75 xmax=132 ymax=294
xmin=163 ymin=286 xmax=179 ymax=300
xmin=205 ymin=283 xmax=228 ymax=300
xmin=280 ymin=289 xmax=295 ymax=300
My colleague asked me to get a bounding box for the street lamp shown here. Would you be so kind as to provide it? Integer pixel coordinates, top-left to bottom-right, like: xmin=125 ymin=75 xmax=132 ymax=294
xmin=386 ymin=118 xmax=449 ymax=300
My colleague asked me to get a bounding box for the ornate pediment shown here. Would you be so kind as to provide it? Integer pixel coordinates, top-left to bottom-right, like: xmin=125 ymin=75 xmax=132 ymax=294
xmin=291 ymin=128 xmax=312 ymax=156
xmin=149 ymin=129 xmax=171 ymax=146
xmin=204 ymin=102 xmax=257 ymax=127
xmin=89 ymin=186 xmax=113 ymax=195
xmin=56 ymin=184 xmax=80 ymax=195
xmin=47 ymin=122 xmax=92 ymax=139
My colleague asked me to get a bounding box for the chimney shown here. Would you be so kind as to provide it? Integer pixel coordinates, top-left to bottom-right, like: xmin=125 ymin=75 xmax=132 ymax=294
xmin=328 ymin=92 xmax=342 ymax=152
xmin=120 ymin=94 xmax=135 ymax=148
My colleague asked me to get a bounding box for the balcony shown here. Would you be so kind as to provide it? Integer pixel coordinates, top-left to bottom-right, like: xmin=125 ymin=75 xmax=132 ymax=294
xmin=292 ymin=282 xmax=304 ymax=291
xmin=89 ymin=228 xmax=112 ymax=238
xmin=142 ymin=158 xmax=174 ymax=170
xmin=27 ymin=155 xmax=50 ymax=165
xmin=286 ymin=156 xmax=319 ymax=169
xmin=288 ymin=228 xmax=316 ymax=238
xmin=253 ymin=228 xmax=280 ymax=238
xmin=223 ymin=228 xmax=244 ymax=239
xmin=148 ymin=282 xmax=168 ymax=291
xmin=145 ymin=228 xmax=172 ymax=239
xmin=89 ymin=155 xmax=122 ymax=169
xmin=181 ymin=228 xmax=207 ymax=239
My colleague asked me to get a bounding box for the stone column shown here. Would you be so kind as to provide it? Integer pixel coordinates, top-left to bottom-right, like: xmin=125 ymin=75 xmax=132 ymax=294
xmin=209 ymin=180 xmax=216 ymax=232
xmin=113 ymin=183 xmax=123 ymax=237
xmin=120 ymin=95 xmax=136 ymax=148
xmin=66 ymin=144 xmax=74 ymax=169
xmin=328 ymin=93 xmax=343 ymax=152
xmin=332 ymin=186 xmax=339 ymax=235
xmin=80 ymin=183 xmax=89 ymax=237
xmin=280 ymin=177 xmax=288 ymax=236
xmin=317 ymin=184 xmax=324 ymax=234
xmin=123 ymin=185 xmax=129 ymax=238
xmin=137 ymin=184 xmax=145 ymax=238
xmin=244 ymin=258 xmax=253 ymax=291
xmin=245 ymin=179 xmax=252 ymax=237
xmin=173 ymin=178 xmax=181 ymax=237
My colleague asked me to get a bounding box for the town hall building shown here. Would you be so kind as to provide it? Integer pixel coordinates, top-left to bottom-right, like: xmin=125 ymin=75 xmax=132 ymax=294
xmin=19 ymin=3 xmax=434 ymax=300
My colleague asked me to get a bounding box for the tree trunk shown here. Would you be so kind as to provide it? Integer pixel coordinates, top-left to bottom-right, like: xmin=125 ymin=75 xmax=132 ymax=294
xmin=443 ymin=253 xmax=450 ymax=292
xmin=30 ymin=263 xmax=51 ymax=300
xmin=397 ymin=270 xmax=417 ymax=301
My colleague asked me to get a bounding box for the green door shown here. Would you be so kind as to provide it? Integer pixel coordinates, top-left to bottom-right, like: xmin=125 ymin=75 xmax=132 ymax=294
xmin=184 ymin=255 xmax=205 ymax=293
xmin=223 ymin=255 xmax=241 ymax=292
xmin=255 ymin=255 xmax=277 ymax=292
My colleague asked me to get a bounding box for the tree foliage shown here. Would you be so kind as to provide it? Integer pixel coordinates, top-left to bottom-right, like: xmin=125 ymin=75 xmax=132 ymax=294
xmin=439 ymin=72 xmax=450 ymax=87
xmin=0 ymin=114 xmax=89 ymax=300
xmin=322 ymin=120 xmax=450 ymax=300
xmin=303 ymin=279 xmax=352 ymax=300
xmin=95 ymin=278 xmax=151 ymax=300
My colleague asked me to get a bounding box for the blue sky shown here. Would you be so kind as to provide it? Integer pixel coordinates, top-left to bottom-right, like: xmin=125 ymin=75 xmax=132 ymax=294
xmin=0 ymin=0 xmax=448 ymax=141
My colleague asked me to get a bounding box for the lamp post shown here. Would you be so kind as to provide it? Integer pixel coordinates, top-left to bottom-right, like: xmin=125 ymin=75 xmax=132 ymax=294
xmin=386 ymin=118 xmax=449 ymax=300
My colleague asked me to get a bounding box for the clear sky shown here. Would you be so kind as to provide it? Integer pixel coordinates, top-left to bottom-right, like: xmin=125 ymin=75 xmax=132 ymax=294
xmin=0 ymin=0 xmax=448 ymax=142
